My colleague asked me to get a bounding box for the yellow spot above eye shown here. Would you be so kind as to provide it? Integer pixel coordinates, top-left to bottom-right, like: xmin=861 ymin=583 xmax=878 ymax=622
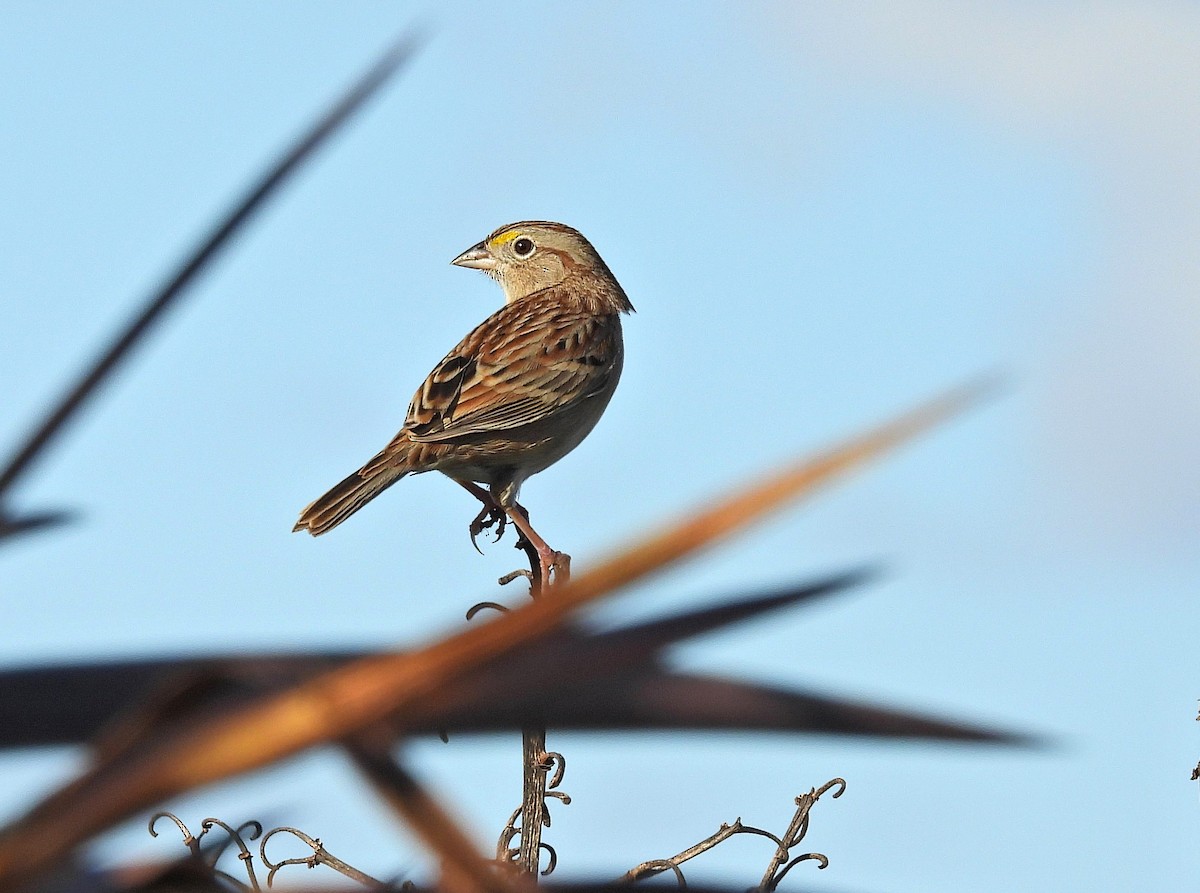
xmin=490 ymin=230 xmax=521 ymax=246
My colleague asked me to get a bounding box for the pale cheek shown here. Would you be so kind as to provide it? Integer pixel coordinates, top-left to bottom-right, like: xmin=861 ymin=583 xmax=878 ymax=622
xmin=499 ymin=270 xmax=530 ymax=304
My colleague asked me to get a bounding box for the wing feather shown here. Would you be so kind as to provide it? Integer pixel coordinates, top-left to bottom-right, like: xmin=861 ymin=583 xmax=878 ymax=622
xmin=405 ymin=289 xmax=621 ymax=442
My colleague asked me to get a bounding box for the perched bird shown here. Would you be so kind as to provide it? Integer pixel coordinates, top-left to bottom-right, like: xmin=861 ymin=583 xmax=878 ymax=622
xmin=293 ymin=221 xmax=634 ymax=578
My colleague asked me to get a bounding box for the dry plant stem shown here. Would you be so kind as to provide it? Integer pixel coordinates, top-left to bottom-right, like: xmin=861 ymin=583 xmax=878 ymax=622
xmin=617 ymin=779 xmax=845 ymax=890
xmin=517 ymin=729 xmax=547 ymax=875
xmin=757 ymin=778 xmax=845 ymax=890
xmin=512 ymin=522 xmax=569 ymax=877
xmin=615 ymin=821 xmax=746 ymax=884
xmin=0 ymin=384 xmax=985 ymax=887
xmin=258 ymin=825 xmax=385 ymax=890
xmin=149 ymin=813 xmax=265 ymax=891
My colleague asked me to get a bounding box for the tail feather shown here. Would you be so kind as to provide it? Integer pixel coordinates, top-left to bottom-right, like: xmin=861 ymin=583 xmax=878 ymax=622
xmin=293 ymin=459 xmax=408 ymax=536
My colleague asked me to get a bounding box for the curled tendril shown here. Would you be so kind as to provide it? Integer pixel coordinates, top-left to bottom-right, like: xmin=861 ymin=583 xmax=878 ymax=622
xmin=758 ymin=778 xmax=846 ymax=891
xmin=495 ymin=747 xmax=572 ymax=859
xmin=542 ymin=751 xmax=567 ymax=789
xmin=495 ymin=806 xmax=522 ymax=862
xmin=259 ymin=827 xmax=319 ymax=886
xmin=815 ymin=777 xmax=847 ymax=799
xmin=259 ymin=826 xmax=383 ymax=889
xmin=465 ymin=600 xmax=509 ymax=620
xmin=148 ymin=815 xmax=388 ymax=892
xmin=642 ymin=859 xmax=688 ymax=888
xmin=201 ymin=817 xmax=263 ymax=852
xmin=538 ymin=842 xmax=558 ymax=876
xmin=148 ymin=813 xmax=264 ymax=891
xmin=148 ymin=812 xmax=200 ymax=857
xmin=498 ymin=568 xmax=533 ymax=587
xmin=734 ymin=825 xmax=785 ymax=847
xmin=618 ymin=779 xmax=846 ymax=891
xmin=199 ymin=818 xmax=264 ymax=890
xmin=772 ymin=852 xmax=829 ymax=887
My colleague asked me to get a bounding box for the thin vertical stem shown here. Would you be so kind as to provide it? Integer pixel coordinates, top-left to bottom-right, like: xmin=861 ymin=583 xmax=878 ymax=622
xmin=517 ymin=727 xmax=547 ymax=875
xmin=515 ymin=528 xmax=546 ymax=877
xmin=512 ymin=518 xmax=569 ymax=878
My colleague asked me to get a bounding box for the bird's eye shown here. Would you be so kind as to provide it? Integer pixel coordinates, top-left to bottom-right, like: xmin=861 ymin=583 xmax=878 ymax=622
xmin=512 ymin=237 xmax=535 ymax=257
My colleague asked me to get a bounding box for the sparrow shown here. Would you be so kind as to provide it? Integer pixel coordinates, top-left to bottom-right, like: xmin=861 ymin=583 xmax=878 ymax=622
xmin=293 ymin=221 xmax=634 ymax=579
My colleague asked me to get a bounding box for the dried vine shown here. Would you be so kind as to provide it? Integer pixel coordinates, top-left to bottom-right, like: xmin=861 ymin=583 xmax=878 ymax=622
xmin=616 ymin=778 xmax=846 ymax=890
xmin=149 ymin=812 xmax=387 ymax=890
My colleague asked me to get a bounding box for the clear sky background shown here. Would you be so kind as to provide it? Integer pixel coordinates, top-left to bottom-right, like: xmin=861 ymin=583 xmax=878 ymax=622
xmin=2 ymin=3 xmax=1198 ymax=891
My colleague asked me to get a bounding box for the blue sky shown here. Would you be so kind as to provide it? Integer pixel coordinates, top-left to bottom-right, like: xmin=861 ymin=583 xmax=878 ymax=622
xmin=1 ymin=3 xmax=1198 ymax=890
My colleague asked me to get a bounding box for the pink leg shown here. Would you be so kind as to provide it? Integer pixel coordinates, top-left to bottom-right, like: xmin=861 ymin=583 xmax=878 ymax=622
xmin=504 ymin=504 xmax=569 ymax=589
xmin=454 ymin=481 xmax=569 ymax=588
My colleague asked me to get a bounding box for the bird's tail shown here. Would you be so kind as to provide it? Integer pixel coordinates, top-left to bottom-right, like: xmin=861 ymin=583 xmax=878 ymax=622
xmin=293 ymin=442 xmax=412 ymax=536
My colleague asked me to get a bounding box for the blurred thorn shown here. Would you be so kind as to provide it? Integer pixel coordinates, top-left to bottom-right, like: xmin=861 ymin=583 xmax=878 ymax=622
xmin=0 ymin=572 xmax=870 ymax=751
xmin=0 ymin=29 xmax=424 ymax=524
xmin=408 ymin=569 xmax=1038 ymax=746
xmin=475 ymin=670 xmax=1039 ymax=745
xmin=0 ymin=508 xmax=75 ymax=543
xmin=575 ymin=566 xmax=879 ymax=653
xmin=0 ymin=653 xmax=356 ymax=750
xmin=0 ymin=569 xmax=1037 ymax=752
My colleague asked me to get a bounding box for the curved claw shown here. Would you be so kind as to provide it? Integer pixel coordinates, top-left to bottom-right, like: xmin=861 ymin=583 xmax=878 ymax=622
xmin=468 ymin=504 xmax=507 ymax=553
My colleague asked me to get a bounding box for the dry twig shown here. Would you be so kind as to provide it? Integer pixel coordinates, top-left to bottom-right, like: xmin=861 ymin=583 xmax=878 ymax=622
xmin=617 ymin=779 xmax=846 ymax=890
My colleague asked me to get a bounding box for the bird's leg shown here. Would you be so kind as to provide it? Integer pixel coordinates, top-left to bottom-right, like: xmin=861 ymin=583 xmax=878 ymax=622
xmin=455 ymin=480 xmax=507 ymax=552
xmin=504 ymin=502 xmax=570 ymax=591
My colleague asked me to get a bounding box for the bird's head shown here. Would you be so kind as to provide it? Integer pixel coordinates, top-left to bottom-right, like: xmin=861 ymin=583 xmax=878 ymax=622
xmin=451 ymin=221 xmax=633 ymax=312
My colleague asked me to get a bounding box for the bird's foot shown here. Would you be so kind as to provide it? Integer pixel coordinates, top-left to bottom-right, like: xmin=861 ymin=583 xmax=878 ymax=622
xmin=544 ymin=549 xmax=571 ymax=585
xmin=522 ymin=541 xmax=569 ymax=591
xmin=468 ymin=504 xmax=508 ymax=554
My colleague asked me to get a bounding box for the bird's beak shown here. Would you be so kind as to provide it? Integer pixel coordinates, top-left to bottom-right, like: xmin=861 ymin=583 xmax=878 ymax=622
xmin=451 ymin=241 xmax=497 ymax=271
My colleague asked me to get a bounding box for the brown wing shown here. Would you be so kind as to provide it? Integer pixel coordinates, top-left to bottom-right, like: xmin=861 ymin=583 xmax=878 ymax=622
xmin=404 ymin=290 xmax=622 ymax=442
